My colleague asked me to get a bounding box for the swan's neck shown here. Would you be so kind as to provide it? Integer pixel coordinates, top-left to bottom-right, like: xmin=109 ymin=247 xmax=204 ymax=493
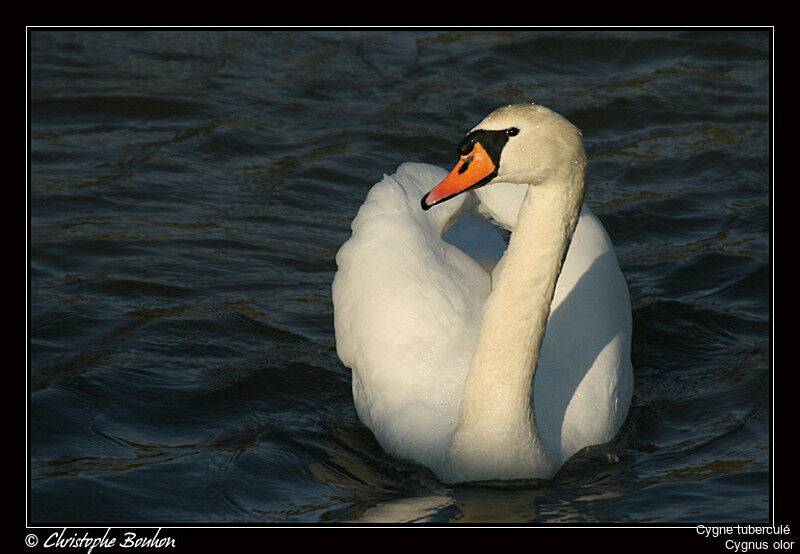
xmin=445 ymin=170 xmax=584 ymax=482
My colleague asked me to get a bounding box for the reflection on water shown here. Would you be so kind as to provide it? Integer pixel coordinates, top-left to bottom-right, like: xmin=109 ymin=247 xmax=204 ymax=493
xmin=307 ymin=420 xmax=642 ymax=523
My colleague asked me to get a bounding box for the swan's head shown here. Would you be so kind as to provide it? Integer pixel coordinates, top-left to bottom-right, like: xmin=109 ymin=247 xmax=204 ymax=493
xmin=421 ymin=103 xmax=587 ymax=210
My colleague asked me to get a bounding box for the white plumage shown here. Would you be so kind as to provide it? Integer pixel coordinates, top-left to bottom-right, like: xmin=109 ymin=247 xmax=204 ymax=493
xmin=333 ymin=104 xmax=632 ymax=483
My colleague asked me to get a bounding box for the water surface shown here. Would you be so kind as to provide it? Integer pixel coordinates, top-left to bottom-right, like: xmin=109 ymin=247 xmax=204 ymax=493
xmin=29 ymin=29 xmax=770 ymax=524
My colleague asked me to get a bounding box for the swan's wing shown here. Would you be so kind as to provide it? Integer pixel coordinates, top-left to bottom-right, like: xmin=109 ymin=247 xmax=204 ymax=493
xmin=472 ymin=179 xmax=633 ymax=461
xmin=442 ymin=208 xmax=509 ymax=277
xmin=536 ymin=206 xmax=633 ymax=461
xmin=333 ymin=163 xmax=491 ymax=468
xmin=474 ymin=181 xmax=528 ymax=231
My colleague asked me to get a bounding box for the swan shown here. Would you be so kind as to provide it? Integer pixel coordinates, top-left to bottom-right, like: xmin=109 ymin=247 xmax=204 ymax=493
xmin=332 ymin=104 xmax=632 ymax=484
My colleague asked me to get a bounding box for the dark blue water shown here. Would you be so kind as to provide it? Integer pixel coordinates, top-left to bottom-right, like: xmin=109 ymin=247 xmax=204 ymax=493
xmin=29 ymin=29 xmax=770 ymax=524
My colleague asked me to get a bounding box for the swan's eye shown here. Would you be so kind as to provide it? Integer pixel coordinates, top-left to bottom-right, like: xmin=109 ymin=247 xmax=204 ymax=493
xmin=506 ymin=127 xmax=520 ymax=137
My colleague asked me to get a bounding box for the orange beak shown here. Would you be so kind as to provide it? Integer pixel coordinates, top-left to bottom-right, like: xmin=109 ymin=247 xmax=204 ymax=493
xmin=421 ymin=141 xmax=497 ymax=210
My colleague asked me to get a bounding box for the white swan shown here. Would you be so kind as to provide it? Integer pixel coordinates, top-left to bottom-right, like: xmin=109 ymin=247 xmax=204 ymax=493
xmin=333 ymin=104 xmax=632 ymax=484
